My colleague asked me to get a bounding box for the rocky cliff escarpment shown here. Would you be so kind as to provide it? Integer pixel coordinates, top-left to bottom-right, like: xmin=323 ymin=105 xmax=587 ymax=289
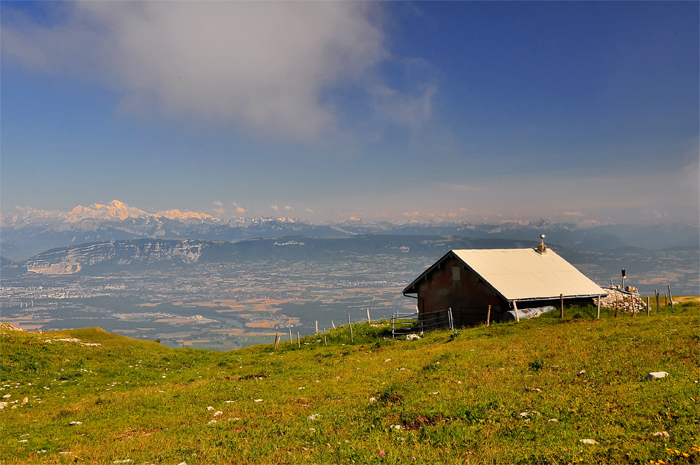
xmin=25 ymin=239 xmax=207 ymax=275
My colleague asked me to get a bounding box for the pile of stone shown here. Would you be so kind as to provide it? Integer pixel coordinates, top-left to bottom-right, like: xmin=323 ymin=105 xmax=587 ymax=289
xmin=594 ymin=287 xmax=647 ymax=313
xmin=0 ymin=322 xmax=24 ymax=333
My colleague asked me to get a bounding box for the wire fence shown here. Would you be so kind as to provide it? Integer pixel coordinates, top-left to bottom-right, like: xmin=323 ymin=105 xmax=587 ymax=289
xmin=391 ymin=308 xmax=454 ymax=339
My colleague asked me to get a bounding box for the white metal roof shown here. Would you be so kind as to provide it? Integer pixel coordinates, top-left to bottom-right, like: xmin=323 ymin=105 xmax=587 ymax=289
xmin=451 ymin=248 xmax=605 ymax=301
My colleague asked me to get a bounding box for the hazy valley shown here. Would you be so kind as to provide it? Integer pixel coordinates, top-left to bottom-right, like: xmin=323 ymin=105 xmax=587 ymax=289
xmin=2 ymin=217 xmax=697 ymax=350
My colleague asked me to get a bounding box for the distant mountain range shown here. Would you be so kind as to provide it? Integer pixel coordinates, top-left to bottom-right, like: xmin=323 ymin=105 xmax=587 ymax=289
xmin=1 ymin=200 xmax=698 ymax=262
xmin=12 ymin=236 xmax=539 ymax=276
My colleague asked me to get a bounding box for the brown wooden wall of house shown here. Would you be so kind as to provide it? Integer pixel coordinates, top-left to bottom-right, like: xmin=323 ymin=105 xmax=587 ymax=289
xmin=416 ymin=255 xmax=507 ymax=327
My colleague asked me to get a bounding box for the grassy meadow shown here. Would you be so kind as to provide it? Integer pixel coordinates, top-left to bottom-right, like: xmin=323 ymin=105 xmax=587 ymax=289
xmin=1 ymin=298 xmax=698 ymax=464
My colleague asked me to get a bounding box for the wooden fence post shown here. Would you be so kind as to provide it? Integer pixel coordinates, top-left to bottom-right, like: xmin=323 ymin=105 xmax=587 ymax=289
xmin=560 ymin=294 xmax=564 ymax=319
xmin=486 ymin=305 xmax=491 ymax=327
xmin=297 ymin=332 xmax=300 ymax=348
xmin=274 ymin=333 xmax=279 ymax=350
xmin=350 ymin=322 xmax=354 ymax=343
xmin=615 ymin=294 xmax=619 ymax=318
xmin=323 ymin=329 xmax=327 ymax=346
xmin=289 ymin=328 xmax=293 ymax=344
xmin=597 ymin=295 xmax=601 ymax=319
xmin=646 ymin=296 xmax=650 ymax=316
xmin=332 ymin=321 xmax=335 ymax=329
xmin=668 ymin=285 xmax=674 ymax=308
xmin=367 ymin=308 xmax=371 ymax=323
xmin=315 ymin=321 xmax=318 ymax=335
xmin=513 ymin=301 xmax=520 ymax=323
xmin=655 ymin=290 xmax=660 ymax=314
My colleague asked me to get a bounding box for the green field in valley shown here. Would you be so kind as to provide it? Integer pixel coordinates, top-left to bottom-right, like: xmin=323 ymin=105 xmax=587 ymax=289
xmin=1 ymin=298 xmax=698 ymax=464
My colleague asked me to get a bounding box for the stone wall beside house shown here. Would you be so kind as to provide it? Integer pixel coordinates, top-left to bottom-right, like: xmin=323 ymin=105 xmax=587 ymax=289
xmin=594 ymin=287 xmax=647 ymax=313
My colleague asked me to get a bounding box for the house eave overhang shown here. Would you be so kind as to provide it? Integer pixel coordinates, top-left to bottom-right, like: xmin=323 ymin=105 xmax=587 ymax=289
xmin=507 ymin=293 xmax=602 ymax=303
xmin=402 ymin=250 xmax=507 ymax=301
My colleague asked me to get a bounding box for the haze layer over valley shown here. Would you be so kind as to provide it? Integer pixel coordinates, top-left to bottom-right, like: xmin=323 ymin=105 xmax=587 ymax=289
xmin=2 ymin=200 xmax=697 ymax=350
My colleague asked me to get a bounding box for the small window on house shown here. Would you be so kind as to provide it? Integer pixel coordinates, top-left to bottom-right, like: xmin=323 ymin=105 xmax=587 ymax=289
xmin=452 ymin=266 xmax=460 ymax=281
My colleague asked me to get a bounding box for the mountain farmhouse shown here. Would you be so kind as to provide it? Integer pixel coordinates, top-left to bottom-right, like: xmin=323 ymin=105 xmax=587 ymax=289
xmin=402 ymin=239 xmax=604 ymax=327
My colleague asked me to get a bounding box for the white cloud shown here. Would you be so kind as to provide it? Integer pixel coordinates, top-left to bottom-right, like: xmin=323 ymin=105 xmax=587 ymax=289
xmin=270 ymin=205 xmax=279 ymax=212
xmin=213 ymin=200 xmax=223 ymax=207
xmin=305 ymin=208 xmax=314 ymax=213
xmin=284 ymin=206 xmax=291 ymax=211
xmin=371 ymin=83 xmax=436 ymax=128
xmin=3 ymin=2 xmax=387 ymax=140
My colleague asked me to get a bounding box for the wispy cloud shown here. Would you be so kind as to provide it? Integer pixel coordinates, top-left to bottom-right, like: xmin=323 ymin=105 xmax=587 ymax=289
xmin=564 ymin=211 xmax=583 ymax=216
xmin=2 ymin=2 xmax=387 ymax=140
xmin=213 ymin=200 xmax=223 ymax=207
xmin=436 ymin=182 xmax=485 ymax=192
xmin=402 ymin=211 xmax=419 ymax=217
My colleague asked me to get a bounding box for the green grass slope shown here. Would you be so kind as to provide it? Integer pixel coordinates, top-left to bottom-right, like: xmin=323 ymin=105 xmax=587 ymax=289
xmin=1 ymin=300 xmax=698 ymax=464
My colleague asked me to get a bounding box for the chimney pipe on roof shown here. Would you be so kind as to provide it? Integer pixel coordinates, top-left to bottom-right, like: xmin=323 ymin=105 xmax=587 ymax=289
xmin=536 ymin=234 xmax=547 ymax=255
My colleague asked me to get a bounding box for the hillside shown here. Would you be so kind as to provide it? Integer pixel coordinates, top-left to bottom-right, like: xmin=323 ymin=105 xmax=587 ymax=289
xmin=1 ymin=300 xmax=698 ymax=464
xmin=15 ymin=236 xmax=541 ymax=275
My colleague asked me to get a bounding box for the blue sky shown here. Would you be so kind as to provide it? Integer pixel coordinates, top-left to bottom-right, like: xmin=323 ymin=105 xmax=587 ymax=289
xmin=2 ymin=1 xmax=698 ymax=224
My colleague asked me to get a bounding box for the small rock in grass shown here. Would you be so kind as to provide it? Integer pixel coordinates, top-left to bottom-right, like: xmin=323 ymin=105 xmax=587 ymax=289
xmin=385 ymin=359 xmax=391 ymax=362
xmin=206 ymin=406 xmax=214 ymax=411
xmin=2 ymin=394 xmax=10 ymax=399
xmin=254 ymin=399 xmax=263 ymax=402
xmin=577 ymin=370 xmax=586 ymax=376
xmin=213 ymin=411 xmax=222 ymax=417
xmin=69 ymin=421 xmax=83 ymax=426
xmin=646 ymin=372 xmax=668 ymax=380
xmin=208 ymin=420 xmax=217 ymax=425
xmin=223 ymin=400 xmax=234 ymax=403
xmin=369 ymin=397 xmax=377 ymax=404
xmin=307 ymin=414 xmax=321 ymax=421
xmin=548 ymin=418 xmax=559 ymax=423
xmin=653 ymin=431 xmax=670 ymax=438
xmin=177 ymin=462 xmax=188 ymax=465
xmin=580 ymin=439 xmax=599 ymax=445
xmin=406 ymin=334 xmax=420 ymax=341
xmin=309 ymin=428 xmax=316 ymax=432
xmin=22 ymin=397 xmax=28 ymax=404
